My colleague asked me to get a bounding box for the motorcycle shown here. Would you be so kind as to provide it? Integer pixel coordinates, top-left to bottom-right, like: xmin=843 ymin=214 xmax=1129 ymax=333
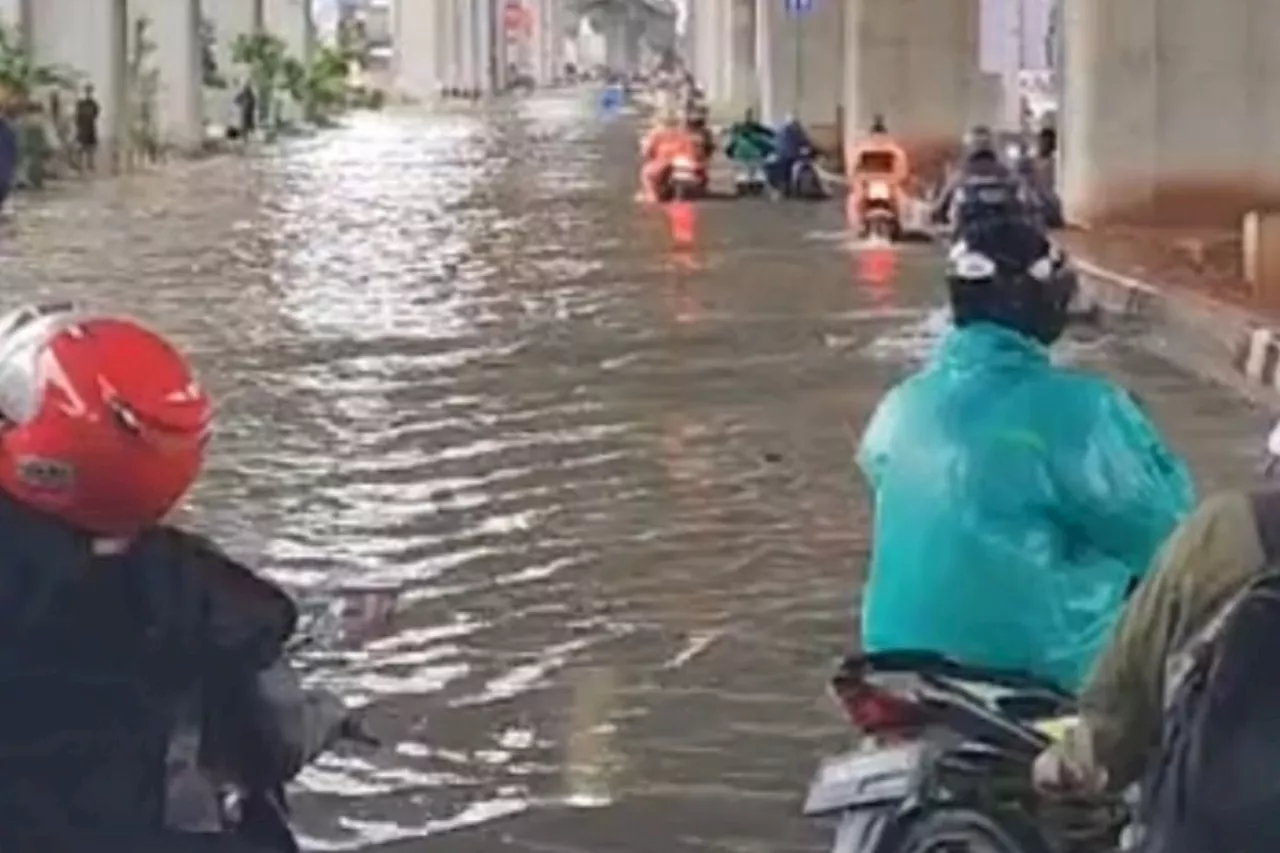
xmin=859 ymin=178 xmax=901 ymax=241
xmin=787 ymin=147 xmax=826 ymax=200
xmin=734 ymin=160 xmax=767 ymax=196
xmin=658 ymin=154 xmax=708 ymax=202
xmin=802 ymin=651 xmax=1125 ymax=853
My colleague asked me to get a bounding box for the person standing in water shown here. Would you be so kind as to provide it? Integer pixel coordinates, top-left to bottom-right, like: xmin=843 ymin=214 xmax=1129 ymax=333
xmin=74 ymin=84 xmax=100 ymax=173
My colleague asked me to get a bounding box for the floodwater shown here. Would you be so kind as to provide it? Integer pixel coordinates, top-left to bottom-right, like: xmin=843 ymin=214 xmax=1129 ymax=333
xmin=0 ymin=92 xmax=1270 ymax=851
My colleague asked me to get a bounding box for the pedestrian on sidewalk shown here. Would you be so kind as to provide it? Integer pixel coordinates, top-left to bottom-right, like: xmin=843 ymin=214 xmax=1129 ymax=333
xmin=234 ymin=81 xmax=256 ymax=141
xmin=73 ymin=84 xmax=100 ymax=174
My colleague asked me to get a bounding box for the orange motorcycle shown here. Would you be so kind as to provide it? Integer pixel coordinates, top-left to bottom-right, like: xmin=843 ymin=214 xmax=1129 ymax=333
xmin=849 ymin=139 xmax=910 ymax=240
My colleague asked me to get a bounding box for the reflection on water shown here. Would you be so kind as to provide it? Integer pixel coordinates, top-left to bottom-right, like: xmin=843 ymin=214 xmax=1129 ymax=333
xmin=0 ymin=93 xmax=1268 ymax=851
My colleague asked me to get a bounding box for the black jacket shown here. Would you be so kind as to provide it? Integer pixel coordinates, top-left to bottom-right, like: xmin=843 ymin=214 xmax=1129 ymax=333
xmin=0 ymin=493 xmax=333 ymax=850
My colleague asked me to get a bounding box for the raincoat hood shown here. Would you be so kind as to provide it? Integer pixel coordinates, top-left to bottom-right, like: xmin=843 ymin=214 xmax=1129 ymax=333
xmin=856 ymin=323 xmax=1195 ymax=691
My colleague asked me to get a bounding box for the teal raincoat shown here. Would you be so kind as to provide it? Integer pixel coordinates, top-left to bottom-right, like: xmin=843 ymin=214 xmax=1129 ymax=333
xmin=857 ymin=323 xmax=1196 ymax=691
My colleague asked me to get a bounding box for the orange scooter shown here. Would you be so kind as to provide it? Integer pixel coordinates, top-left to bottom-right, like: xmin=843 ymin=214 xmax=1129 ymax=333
xmin=848 ymin=139 xmax=911 ymax=240
xmin=640 ymin=127 xmax=708 ymax=203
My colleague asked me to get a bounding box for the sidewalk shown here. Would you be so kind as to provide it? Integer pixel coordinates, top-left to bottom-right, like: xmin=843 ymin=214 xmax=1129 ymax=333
xmin=1058 ymin=226 xmax=1280 ymax=406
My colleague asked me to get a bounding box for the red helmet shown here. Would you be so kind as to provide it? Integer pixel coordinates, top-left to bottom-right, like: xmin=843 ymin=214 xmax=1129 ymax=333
xmin=0 ymin=304 xmax=211 ymax=537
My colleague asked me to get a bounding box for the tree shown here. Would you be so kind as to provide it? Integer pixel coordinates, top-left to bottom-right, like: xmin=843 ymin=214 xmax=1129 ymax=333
xmin=232 ymin=32 xmax=289 ymax=128
xmin=0 ymin=24 xmax=76 ymax=108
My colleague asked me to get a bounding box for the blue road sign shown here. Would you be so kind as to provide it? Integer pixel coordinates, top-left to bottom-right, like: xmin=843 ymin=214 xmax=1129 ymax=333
xmin=786 ymin=0 xmax=814 ymax=14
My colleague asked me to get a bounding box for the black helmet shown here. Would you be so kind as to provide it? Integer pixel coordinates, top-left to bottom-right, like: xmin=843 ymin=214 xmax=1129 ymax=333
xmin=963 ymin=124 xmax=996 ymax=156
xmin=946 ymin=217 xmax=1076 ymax=345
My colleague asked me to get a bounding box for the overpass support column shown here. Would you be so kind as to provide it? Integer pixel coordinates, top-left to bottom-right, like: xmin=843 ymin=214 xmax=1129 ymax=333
xmin=691 ymin=0 xmax=729 ymax=105
xmin=395 ymin=0 xmax=444 ymax=99
xmin=756 ymin=0 xmax=843 ymax=135
xmin=130 ymin=0 xmax=203 ymax=152
xmin=475 ymin=0 xmax=497 ymax=94
xmin=842 ymin=0 xmax=983 ymax=170
xmin=602 ymin=13 xmax=638 ymax=74
xmin=1061 ymin=0 xmax=1280 ymax=226
xmin=31 ymin=0 xmax=127 ymax=168
xmin=456 ymin=0 xmax=478 ymax=95
xmin=263 ymin=0 xmax=314 ymax=63
xmin=206 ymin=0 xmax=263 ymax=125
xmin=208 ymin=0 xmax=263 ymax=83
xmin=0 ymin=0 xmax=28 ymax=43
xmin=530 ymin=0 xmax=565 ymax=85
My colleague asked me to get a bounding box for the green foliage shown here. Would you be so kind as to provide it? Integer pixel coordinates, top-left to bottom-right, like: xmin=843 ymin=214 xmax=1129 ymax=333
xmin=232 ymin=32 xmax=289 ymax=127
xmin=0 ymin=24 xmax=77 ymax=105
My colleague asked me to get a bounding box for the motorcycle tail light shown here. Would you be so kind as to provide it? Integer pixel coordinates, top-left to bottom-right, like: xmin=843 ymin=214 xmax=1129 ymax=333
xmin=867 ymin=181 xmax=891 ymax=201
xmin=831 ymin=680 xmax=924 ymax=734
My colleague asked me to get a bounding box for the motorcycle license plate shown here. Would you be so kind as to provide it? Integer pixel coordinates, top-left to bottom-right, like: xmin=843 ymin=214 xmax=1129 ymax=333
xmin=803 ymin=741 xmax=924 ymax=815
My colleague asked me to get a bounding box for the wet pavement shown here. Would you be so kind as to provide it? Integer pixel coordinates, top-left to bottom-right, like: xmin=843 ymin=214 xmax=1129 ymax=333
xmin=0 ymin=91 xmax=1272 ymax=851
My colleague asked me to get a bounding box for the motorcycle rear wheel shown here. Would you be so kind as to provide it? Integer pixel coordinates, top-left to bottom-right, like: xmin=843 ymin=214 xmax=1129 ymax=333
xmin=894 ymin=807 xmax=1050 ymax=853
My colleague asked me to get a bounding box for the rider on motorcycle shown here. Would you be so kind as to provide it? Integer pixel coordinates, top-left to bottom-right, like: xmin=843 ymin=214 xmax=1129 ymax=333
xmin=847 ymin=114 xmax=911 ymax=227
xmin=640 ymin=109 xmax=700 ymax=200
xmin=767 ymin=113 xmax=815 ymax=194
xmin=724 ymin=108 xmax=774 ymax=165
xmin=931 ymin=124 xmax=1027 ymax=229
xmin=856 ymin=216 xmax=1194 ymax=691
xmin=1033 ymin=486 xmax=1280 ymax=795
xmin=0 ymin=304 xmax=353 ymax=852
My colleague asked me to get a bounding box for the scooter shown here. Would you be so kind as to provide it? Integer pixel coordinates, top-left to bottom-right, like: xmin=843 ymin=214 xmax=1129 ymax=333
xmin=802 ymin=652 xmax=1125 ymax=853
xmin=734 ymin=160 xmax=767 ymax=196
xmin=787 ymin=146 xmax=826 ymax=200
xmin=657 ymin=155 xmax=709 ymax=202
xmin=858 ymin=178 xmax=901 ymax=241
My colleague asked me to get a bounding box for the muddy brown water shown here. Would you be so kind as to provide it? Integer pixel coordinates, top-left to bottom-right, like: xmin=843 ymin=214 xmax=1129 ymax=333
xmin=0 ymin=92 xmax=1269 ymax=851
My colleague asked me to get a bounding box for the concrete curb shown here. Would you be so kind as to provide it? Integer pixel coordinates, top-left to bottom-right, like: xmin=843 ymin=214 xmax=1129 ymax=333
xmin=1071 ymin=257 xmax=1280 ymax=408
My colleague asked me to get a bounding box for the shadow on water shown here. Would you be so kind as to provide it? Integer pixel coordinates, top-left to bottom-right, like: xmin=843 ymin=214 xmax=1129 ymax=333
xmin=0 ymin=91 xmax=1269 ymax=850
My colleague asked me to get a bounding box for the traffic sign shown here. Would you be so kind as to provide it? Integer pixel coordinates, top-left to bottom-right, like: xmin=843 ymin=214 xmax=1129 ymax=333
xmin=786 ymin=0 xmax=814 ymax=15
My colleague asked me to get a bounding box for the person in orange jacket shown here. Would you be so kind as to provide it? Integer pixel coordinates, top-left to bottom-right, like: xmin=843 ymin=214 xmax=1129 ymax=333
xmin=639 ymin=110 xmax=702 ymax=201
xmin=848 ymin=115 xmax=911 ymax=224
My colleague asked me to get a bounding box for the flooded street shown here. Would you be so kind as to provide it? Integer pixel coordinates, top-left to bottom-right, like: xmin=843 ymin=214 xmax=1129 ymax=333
xmin=0 ymin=91 xmax=1271 ymax=851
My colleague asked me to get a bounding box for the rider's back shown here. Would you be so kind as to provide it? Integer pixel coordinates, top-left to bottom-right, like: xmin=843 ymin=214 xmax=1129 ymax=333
xmin=857 ymin=323 xmax=1194 ymax=690
xmin=0 ymin=492 xmax=293 ymax=846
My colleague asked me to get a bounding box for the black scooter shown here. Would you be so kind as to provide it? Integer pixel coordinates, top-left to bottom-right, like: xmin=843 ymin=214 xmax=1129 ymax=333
xmin=802 ymin=652 xmax=1125 ymax=853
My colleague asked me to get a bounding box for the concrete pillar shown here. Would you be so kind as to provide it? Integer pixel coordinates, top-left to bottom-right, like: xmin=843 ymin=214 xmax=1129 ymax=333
xmin=529 ymin=0 xmax=564 ymax=85
xmin=457 ymin=0 xmax=478 ymax=94
xmin=756 ymin=0 xmax=843 ymax=133
xmin=841 ymin=0 xmax=981 ymax=168
xmin=1060 ymin=0 xmax=1280 ymax=226
xmin=475 ymin=0 xmax=495 ymax=93
xmin=602 ymin=13 xmax=629 ymax=73
xmin=263 ymin=0 xmax=313 ymax=63
xmin=129 ymin=0 xmax=204 ymax=152
xmin=436 ymin=0 xmax=456 ymax=93
xmin=0 ymin=0 xmax=28 ymax=43
xmin=31 ymin=0 xmax=128 ymax=168
xmin=691 ymin=0 xmax=727 ymax=102
xmin=395 ymin=0 xmax=443 ymax=99
xmin=208 ymin=0 xmax=263 ymax=84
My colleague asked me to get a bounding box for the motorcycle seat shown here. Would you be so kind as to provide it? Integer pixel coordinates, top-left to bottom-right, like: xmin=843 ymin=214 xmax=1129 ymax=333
xmin=836 ymin=651 xmax=1074 ymax=720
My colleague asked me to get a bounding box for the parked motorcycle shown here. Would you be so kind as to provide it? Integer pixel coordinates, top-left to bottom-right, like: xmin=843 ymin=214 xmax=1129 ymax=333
xmin=802 ymin=652 xmax=1125 ymax=853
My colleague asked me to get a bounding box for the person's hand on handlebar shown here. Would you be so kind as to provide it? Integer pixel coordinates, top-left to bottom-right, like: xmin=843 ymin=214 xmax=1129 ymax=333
xmin=1031 ymin=723 xmax=1109 ymax=795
